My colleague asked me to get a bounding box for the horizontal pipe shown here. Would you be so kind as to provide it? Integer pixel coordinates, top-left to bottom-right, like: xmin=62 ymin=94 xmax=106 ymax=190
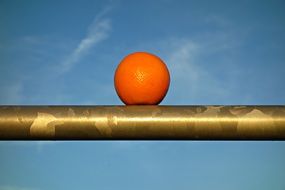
xmin=0 ymin=106 xmax=285 ymax=140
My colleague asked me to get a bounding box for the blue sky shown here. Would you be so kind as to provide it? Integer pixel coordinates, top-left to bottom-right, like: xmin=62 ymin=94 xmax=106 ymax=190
xmin=0 ymin=0 xmax=285 ymax=189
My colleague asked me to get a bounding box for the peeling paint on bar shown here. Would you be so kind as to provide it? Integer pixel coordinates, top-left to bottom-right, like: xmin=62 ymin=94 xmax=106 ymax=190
xmin=0 ymin=106 xmax=285 ymax=140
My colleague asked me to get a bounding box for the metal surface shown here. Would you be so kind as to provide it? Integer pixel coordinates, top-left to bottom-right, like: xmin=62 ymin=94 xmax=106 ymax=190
xmin=0 ymin=106 xmax=285 ymax=140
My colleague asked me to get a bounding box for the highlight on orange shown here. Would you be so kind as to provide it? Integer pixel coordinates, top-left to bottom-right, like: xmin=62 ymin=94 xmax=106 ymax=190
xmin=114 ymin=52 xmax=170 ymax=105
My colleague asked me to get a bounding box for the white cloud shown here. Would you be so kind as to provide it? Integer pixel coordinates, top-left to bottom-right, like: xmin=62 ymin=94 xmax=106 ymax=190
xmin=0 ymin=6 xmax=114 ymax=105
xmin=167 ymin=40 xmax=201 ymax=86
xmin=59 ymin=7 xmax=112 ymax=74
xmin=105 ymin=31 xmax=241 ymax=105
xmin=130 ymin=31 xmax=244 ymax=104
xmin=133 ymin=36 xmax=238 ymax=104
xmin=164 ymin=39 xmax=230 ymax=104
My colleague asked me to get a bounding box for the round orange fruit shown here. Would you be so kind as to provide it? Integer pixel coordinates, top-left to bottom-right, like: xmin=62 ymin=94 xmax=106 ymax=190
xmin=114 ymin=52 xmax=170 ymax=105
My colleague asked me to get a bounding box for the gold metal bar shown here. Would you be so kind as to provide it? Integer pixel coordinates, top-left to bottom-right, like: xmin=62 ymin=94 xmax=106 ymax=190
xmin=0 ymin=106 xmax=285 ymax=140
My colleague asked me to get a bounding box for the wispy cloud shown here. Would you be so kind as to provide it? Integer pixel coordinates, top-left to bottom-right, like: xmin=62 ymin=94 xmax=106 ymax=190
xmin=59 ymin=7 xmax=112 ymax=74
xmin=0 ymin=5 xmax=114 ymax=105
xmin=165 ymin=39 xmax=230 ymax=104
xmin=132 ymin=35 xmax=240 ymax=104
xmin=128 ymin=18 xmax=248 ymax=104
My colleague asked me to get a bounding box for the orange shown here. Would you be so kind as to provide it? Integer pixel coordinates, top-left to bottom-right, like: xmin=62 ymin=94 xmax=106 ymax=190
xmin=114 ymin=52 xmax=170 ymax=105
